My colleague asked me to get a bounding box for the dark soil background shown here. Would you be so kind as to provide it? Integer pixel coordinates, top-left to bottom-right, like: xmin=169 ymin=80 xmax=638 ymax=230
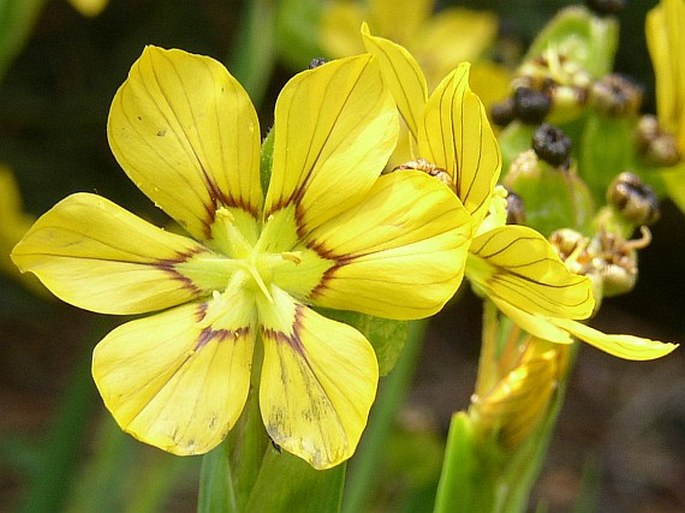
xmin=1 ymin=1 xmax=682 ymax=512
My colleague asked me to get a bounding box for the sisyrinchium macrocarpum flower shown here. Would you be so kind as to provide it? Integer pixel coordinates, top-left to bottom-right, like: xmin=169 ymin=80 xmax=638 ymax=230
xmin=11 ymin=47 xmax=472 ymax=469
xmin=362 ymin=29 xmax=678 ymax=361
xmin=320 ymin=0 xmax=508 ymax=104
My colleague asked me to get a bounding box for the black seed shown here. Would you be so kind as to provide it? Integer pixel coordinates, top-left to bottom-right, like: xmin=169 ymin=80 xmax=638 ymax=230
xmin=513 ymin=87 xmax=551 ymax=125
xmin=491 ymin=98 xmax=516 ymax=127
xmin=585 ymin=0 xmax=625 ymax=16
xmin=308 ymin=57 xmax=328 ymax=69
xmin=532 ymin=123 xmax=572 ymax=167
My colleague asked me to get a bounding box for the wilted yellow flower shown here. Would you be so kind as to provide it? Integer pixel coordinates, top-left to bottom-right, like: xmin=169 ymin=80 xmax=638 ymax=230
xmin=12 ymin=47 xmax=471 ymax=469
xmin=363 ymin=30 xmax=677 ymax=361
xmin=471 ymin=336 xmax=571 ymax=450
xmin=321 ymin=0 xmax=509 ymax=107
xmin=646 ymin=0 xmax=685 ymax=210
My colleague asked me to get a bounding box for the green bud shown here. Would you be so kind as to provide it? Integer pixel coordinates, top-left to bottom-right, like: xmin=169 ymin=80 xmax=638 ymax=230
xmin=504 ymin=149 xmax=595 ymax=236
xmin=524 ymin=6 xmax=618 ymax=78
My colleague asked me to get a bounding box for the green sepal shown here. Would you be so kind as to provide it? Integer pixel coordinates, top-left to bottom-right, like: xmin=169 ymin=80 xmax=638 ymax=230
xmin=497 ymin=122 xmax=537 ymax=181
xmin=524 ymin=6 xmax=618 ymax=78
xmin=433 ymin=412 xmax=499 ymax=513
xmin=579 ymin=113 xmax=634 ymax=205
xmin=260 ymin=127 xmax=275 ymax=195
xmin=319 ymin=308 xmax=408 ymax=376
xmin=242 ymin=448 xmax=345 ymax=513
xmin=504 ymin=152 xmax=595 ymax=236
xmin=580 ymin=112 xmax=669 ymax=203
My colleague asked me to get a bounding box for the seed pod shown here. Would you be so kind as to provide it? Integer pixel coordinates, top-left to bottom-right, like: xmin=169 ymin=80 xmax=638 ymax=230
xmin=532 ymin=123 xmax=572 ymax=168
xmin=504 ymin=187 xmax=526 ymax=225
xmin=634 ymin=115 xmax=681 ymax=167
xmin=606 ymin=172 xmax=660 ymax=225
xmin=513 ymin=87 xmax=551 ymax=124
xmin=491 ymin=98 xmax=516 ymax=127
xmin=591 ymin=74 xmax=643 ymax=117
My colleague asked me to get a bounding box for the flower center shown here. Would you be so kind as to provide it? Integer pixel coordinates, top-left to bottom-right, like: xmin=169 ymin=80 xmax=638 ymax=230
xmin=197 ymin=205 xmax=329 ymax=305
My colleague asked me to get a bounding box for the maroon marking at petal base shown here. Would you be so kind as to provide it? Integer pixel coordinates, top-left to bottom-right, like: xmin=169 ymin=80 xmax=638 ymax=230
xmin=199 ymin=169 xmax=259 ymax=240
xmin=308 ymin=263 xmax=341 ymax=300
xmin=194 ymin=302 xmax=208 ymax=322
xmin=195 ymin=325 xmax=250 ymax=351
xmin=154 ymin=247 xmax=207 ymax=294
xmin=260 ymin=304 xmax=307 ymax=355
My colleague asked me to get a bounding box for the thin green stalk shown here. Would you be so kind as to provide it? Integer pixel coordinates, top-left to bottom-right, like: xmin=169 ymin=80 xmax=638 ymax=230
xmin=342 ymin=320 xmax=428 ymax=513
xmin=433 ymin=412 xmax=496 ymax=513
xmin=227 ymin=0 xmax=276 ymax=107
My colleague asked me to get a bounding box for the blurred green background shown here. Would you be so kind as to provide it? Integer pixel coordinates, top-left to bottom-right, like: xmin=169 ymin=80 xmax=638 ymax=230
xmin=1 ymin=1 xmax=683 ymax=512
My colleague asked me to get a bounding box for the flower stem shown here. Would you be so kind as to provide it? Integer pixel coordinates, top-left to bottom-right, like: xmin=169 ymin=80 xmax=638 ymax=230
xmin=342 ymin=320 xmax=427 ymax=513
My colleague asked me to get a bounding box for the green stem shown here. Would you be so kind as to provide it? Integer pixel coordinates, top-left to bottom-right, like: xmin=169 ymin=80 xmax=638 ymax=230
xmin=341 ymin=320 xmax=427 ymax=513
xmin=198 ymin=338 xmax=267 ymax=513
xmin=227 ymin=0 xmax=276 ymax=107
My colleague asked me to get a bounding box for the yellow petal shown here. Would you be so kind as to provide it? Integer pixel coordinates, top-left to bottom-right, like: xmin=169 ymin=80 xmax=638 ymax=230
xmin=108 ymin=46 xmax=262 ymax=241
xmin=93 ymin=294 xmax=256 ymax=455
xmin=11 ymin=193 xmax=216 ymax=314
xmin=418 ymin=63 xmax=501 ymax=227
xmin=265 ymin=55 xmax=398 ymax=234
xmin=552 ymin=318 xmax=679 ymax=361
xmin=307 ymin=171 xmax=471 ymax=319
xmin=258 ymin=287 xmax=378 ymax=469
xmin=490 ymin=297 xmax=574 ymax=344
xmin=361 ymin=24 xmax=428 ymax=140
xmin=467 ymin=225 xmax=595 ymax=319
xmin=647 ymin=0 xmax=685 ymax=147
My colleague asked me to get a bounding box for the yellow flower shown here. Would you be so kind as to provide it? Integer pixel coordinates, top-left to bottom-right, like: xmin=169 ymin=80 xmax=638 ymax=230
xmin=646 ymin=0 xmax=685 ymax=210
xmin=11 ymin=47 xmax=472 ymax=469
xmin=363 ymin=30 xmax=677 ymax=361
xmin=321 ymin=0 xmax=509 ymax=107
xmin=0 ymin=165 xmax=47 ymax=296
